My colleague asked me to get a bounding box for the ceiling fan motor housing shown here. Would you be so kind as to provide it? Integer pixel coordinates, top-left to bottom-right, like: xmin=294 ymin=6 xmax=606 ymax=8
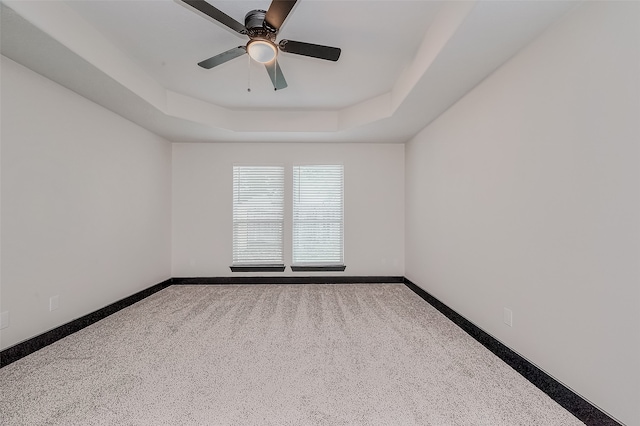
xmin=245 ymin=9 xmax=276 ymax=42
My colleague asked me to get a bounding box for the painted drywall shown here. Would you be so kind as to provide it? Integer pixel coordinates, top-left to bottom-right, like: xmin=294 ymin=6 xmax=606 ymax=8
xmin=405 ymin=2 xmax=639 ymax=425
xmin=172 ymin=143 xmax=404 ymax=277
xmin=0 ymin=56 xmax=172 ymax=350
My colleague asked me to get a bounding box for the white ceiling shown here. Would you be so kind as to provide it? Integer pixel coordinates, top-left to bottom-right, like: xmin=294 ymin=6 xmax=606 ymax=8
xmin=1 ymin=0 xmax=578 ymax=143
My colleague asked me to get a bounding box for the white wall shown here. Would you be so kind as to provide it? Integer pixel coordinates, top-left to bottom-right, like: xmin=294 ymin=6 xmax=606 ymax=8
xmin=172 ymin=143 xmax=404 ymax=277
xmin=0 ymin=56 xmax=172 ymax=350
xmin=405 ymin=2 xmax=639 ymax=425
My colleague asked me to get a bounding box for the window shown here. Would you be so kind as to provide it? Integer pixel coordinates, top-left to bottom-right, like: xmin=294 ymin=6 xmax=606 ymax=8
xmin=292 ymin=165 xmax=344 ymax=270
xmin=232 ymin=166 xmax=285 ymax=271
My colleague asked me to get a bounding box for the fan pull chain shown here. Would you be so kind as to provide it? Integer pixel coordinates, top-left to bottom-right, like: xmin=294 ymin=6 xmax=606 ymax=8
xmin=247 ymin=53 xmax=251 ymax=92
xmin=274 ymin=57 xmax=278 ymax=91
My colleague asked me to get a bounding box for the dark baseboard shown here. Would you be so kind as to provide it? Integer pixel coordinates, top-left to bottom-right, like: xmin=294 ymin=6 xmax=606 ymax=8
xmin=0 ymin=278 xmax=172 ymax=368
xmin=172 ymin=276 xmax=403 ymax=285
xmin=403 ymin=278 xmax=621 ymax=426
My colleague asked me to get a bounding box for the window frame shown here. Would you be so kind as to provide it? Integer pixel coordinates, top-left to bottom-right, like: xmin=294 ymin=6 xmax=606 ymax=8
xmin=291 ymin=164 xmax=345 ymax=271
xmin=231 ymin=164 xmax=285 ymax=272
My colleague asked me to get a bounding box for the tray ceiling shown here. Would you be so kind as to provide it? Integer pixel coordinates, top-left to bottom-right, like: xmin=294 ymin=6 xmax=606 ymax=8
xmin=1 ymin=0 xmax=578 ymax=143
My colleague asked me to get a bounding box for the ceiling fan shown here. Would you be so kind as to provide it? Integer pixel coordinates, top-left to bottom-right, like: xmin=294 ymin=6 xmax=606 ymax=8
xmin=176 ymin=0 xmax=342 ymax=90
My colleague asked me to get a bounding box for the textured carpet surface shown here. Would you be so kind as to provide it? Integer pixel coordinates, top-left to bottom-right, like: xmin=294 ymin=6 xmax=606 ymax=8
xmin=0 ymin=284 xmax=583 ymax=425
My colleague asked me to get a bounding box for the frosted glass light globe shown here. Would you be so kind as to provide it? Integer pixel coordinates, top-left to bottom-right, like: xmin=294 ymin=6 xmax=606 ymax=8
xmin=247 ymin=40 xmax=277 ymax=63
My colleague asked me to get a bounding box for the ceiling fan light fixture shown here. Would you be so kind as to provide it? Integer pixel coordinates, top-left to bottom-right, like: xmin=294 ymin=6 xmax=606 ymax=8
xmin=247 ymin=40 xmax=277 ymax=63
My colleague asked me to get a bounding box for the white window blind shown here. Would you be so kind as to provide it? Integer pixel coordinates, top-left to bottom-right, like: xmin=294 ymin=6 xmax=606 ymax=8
xmin=293 ymin=165 xmax=344 ymax=265
xmin=232 ymin=166 xmax=284 ymax=265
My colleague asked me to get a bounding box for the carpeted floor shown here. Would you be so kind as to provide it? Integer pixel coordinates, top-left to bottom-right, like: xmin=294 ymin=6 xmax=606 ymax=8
xmin=0 ymin=284 xmax=583 ymax=425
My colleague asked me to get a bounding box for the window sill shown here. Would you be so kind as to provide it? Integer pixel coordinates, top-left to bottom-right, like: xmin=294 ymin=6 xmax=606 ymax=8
xmin=230 ymin=264 xmax=286 ymax=272
xmin=290 ymin=265 xmax=346 ymax=272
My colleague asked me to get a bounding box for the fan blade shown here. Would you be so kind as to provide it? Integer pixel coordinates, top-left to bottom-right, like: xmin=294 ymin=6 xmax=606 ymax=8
xmin=177 ymin=0 xmax=246 ymax=35
xmin=198 ymin=46 xmax=246 ymax=69
xmin=265 ymin=60 xmax=288 ymax=90
xmin=278 ymin=40 xmax=341 ymax=61
xmin=264 ymin=0 xmax=297 ymax=31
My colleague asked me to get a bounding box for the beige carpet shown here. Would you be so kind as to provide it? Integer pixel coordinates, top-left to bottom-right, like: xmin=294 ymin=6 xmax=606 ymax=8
xmin=0 ymin=284 xmax=583 ymax=425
